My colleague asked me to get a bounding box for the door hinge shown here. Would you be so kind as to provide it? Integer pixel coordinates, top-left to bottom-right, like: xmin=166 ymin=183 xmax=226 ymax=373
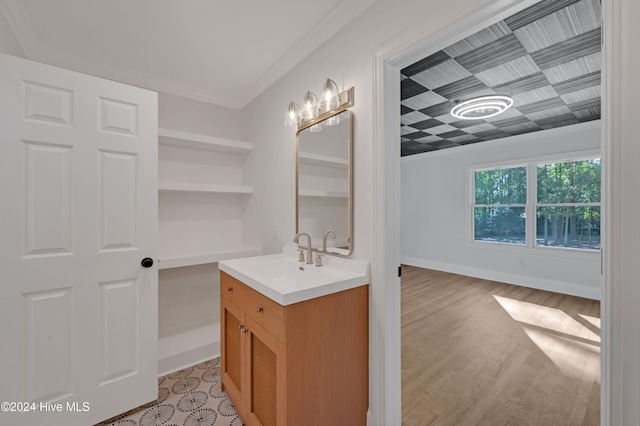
xmin=398 ymin=265 xmax=402 ymax=278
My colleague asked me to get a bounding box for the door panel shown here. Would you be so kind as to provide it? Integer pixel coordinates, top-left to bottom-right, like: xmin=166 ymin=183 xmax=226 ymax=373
xmin=24 ymin=141 xmax=73 ymax=256
xmin=25 ymin=287 xmax=73 ymax=402
xmin=0 ymin=52 xmax=158 ymax=425
xmin=99 ymin=278 xmax=139 ymax=384
xmin=99 ymin=150 xmax=138 ymax=251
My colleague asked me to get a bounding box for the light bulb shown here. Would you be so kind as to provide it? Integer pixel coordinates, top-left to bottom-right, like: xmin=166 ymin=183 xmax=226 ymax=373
xmin=302 ymin=91 xmax=318 ymax=121
xmin=321 ymin=78 xmax=339 ymax=112
xmin=284 ymin=102 xmax=300 ymax=127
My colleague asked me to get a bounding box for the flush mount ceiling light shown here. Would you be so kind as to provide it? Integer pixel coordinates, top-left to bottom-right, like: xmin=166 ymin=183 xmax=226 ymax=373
xmin=450 ymin=95 xmax=514 ymax=120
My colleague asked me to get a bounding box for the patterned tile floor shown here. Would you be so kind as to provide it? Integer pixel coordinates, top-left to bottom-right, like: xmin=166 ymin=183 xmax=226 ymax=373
xmin=97 ymin=358 xmax=244 ymax=426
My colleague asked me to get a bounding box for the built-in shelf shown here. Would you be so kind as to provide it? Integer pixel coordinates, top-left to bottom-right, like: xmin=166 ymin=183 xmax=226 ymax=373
xmin=298 ymin=151 xmax=348 ymax=168
xmin=158 ymin=182 xmax=254 ymax=194
xmin=158 ymin=323 xmax=220 ymax=376
xmin=158 ymin=247 xmax=262 ymax=270
xmin=159 ymin=128 xmax=253 ymax=154
xmin=157 ymin=126 xmax=257 ymax=377
xmin=299 ymin=189 xmax=348 ymax=198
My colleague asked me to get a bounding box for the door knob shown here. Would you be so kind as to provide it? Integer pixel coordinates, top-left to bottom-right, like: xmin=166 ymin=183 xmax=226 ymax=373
xmin=141 ymin=257 xmax=154 ymax=268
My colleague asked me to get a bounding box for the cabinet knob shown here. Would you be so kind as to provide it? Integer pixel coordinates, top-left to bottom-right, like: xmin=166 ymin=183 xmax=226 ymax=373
xmin=239 ymin=324 xmax=244 ymax=331
xmin=227 ymin=287 xmax=233 ymax=292
xmin=141 ymin=257 xmax=154 ymax=268
xmin=256 ymin=306 xmax=263 ymax=313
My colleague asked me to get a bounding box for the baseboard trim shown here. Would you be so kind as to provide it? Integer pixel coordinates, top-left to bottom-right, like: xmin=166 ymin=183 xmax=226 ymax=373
xmin=401 ymin=257 xmax=602 ymax=301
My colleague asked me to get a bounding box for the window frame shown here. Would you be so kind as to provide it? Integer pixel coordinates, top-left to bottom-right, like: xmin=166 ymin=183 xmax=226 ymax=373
xmin=467 ymin=149 xmax=601 ymax=256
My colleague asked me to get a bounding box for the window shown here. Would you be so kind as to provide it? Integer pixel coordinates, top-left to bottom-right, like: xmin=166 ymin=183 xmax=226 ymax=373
xmin=471 ymin=157 xmax=601 ymax=251
xmin=473 ymin=166 xmax=527 ymax=245
xmin=536 ymin=159 xmax=601 ymax=250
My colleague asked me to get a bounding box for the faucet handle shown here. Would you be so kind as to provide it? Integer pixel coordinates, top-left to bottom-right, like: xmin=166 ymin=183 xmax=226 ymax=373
xmin=315 ymin=254 xmax=324 ymax=267
xmin=297 ymin=248 xmax=305 ymax=262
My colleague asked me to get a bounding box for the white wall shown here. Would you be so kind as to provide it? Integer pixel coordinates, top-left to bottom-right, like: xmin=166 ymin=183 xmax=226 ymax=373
xmin=401 ymin=121 xmax=601 ymax=299
xmin=241 ymin=0 xmax=498 ymax=256
xmin=158 ymin=92 xmax=241 ymax=139
xmin=239 ymin=1 xmax=521 ymax=423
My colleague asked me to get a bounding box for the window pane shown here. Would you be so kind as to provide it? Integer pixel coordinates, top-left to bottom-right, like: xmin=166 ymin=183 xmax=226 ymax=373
xmin=474 ymin=207 xmax=526 ymax=244
xmin=475 ymin=167 xmax=527 ymax=205
xmin=536 ymin=206 xmax=600 ymax=250
xmin=537 ymin=159 xmax=601 ymax=203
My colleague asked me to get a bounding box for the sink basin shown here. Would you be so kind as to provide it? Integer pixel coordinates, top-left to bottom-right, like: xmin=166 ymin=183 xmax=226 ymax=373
xmin=218 ymin=246 xmax=369 ymax=305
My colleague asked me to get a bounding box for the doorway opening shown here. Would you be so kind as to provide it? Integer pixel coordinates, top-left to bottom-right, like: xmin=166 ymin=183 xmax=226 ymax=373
xmin=371 ymin=0 xmax=606 ymax=423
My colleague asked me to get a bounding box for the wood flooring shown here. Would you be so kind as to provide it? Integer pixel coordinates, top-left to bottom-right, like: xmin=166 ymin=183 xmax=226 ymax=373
xmin=401 ymin=266 xmax=600 ymax=426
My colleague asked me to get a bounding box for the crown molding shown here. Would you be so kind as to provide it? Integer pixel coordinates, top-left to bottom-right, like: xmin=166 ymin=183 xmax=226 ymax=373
xmin=0 ymin=0 xmax=39 ymax=57
xmin=240 ymin=0 xmax=375 ymax=108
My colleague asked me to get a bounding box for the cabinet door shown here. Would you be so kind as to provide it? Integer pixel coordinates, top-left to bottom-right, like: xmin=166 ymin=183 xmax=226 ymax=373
xmin=221 ymin=297 xmax=245 ymax=405
xmin=244 ymin=315 xmax=286 ymax=426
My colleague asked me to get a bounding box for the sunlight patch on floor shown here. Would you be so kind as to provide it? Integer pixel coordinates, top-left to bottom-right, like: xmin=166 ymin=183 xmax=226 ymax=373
xmin=522 ymin=325 xmax=601 ymax=379
xmin=493 ymin=295 xmax=600 ymax=343
xmin=579 ymin=313 xmax=601 ymax=329
xmin=494 ymin=294 xmax=600 ymax=378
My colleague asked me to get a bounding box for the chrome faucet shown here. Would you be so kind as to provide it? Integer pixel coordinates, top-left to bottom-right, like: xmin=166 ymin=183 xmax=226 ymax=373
xmin=293 ymin=232 xmax=314 ymax=264
xmin=322 ymin=230 xmax=336 ymax=252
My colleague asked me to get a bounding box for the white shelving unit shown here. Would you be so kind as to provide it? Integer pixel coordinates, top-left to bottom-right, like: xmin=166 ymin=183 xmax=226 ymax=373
xmin=157 ymin=128 xmax=259 ymax=375
xmin=159 ymin=128 xmax=253 ymax=154
xmin=158 ymin=247 xmax=262 ymax=270
xmin=158 ymin=182 xmax=254 ymax=194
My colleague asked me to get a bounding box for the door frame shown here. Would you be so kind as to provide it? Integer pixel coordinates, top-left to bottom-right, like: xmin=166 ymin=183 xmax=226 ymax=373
xmin=370 ymin=0 xmax=611 ymax=424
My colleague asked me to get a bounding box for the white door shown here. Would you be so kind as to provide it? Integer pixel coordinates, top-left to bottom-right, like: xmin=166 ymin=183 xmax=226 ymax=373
xmin=0 ymin=53 xmax=158 ymax=425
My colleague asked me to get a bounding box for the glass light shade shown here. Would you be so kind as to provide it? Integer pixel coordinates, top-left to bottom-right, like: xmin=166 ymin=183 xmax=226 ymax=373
xmin=284 ymin=102 xmax=301 ymax=127
xmin=450 ymin=95 xmax=513 ymax=120
xmin=302 ymin=91 xmax=319 ymax=120
xmin=321 ymin=78 xmax=340 ymax=111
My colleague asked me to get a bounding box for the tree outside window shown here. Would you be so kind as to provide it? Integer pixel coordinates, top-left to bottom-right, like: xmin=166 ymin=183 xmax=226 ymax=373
xmin=536 ymin=159 xmax=601 ymax=250
xmin=472 ymin=158 xmax=601 ymax=251
xmin=473 ymin=166 xmax=527 ymax=245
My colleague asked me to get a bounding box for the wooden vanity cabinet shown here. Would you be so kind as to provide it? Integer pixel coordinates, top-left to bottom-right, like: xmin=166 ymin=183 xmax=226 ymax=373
xmin=220 ymin=271 xmax=368 ymax=426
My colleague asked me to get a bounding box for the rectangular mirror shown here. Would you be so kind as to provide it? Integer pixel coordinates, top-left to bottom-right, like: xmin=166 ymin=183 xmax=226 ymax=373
xmin=296 ymin=110 xmax=353 ymax=256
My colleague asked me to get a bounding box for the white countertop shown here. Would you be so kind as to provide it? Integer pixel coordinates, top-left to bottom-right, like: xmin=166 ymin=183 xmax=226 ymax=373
xmin=218 ymin=245 xmax=370 ymax=306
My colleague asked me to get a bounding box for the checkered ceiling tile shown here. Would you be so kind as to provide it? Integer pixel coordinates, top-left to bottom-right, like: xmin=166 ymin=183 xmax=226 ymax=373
xmin=400 ymin=0 xmax=601 ymax=157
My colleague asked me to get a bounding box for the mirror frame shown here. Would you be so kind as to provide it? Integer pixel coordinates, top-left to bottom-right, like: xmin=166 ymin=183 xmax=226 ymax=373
xmin=295 ymin=88 xmax=354 ymax=257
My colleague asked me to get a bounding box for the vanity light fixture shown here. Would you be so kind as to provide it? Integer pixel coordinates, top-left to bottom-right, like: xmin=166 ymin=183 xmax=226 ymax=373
xmin=450 ymin=95 xmax=513 ymax=120
xmin=284 ymin=79 xmax=354 ymax=131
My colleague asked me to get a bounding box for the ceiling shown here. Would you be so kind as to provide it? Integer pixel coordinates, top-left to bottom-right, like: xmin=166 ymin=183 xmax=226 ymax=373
xmin=0 ymin=0 xmax=373 ymax=109
xmin=400 ymin=0 xmax=601 ymax=157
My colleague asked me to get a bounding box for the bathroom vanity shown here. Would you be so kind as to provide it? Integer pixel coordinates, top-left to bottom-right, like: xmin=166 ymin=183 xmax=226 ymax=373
xmin=219 ymin=249 xmax=369 ymax=426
